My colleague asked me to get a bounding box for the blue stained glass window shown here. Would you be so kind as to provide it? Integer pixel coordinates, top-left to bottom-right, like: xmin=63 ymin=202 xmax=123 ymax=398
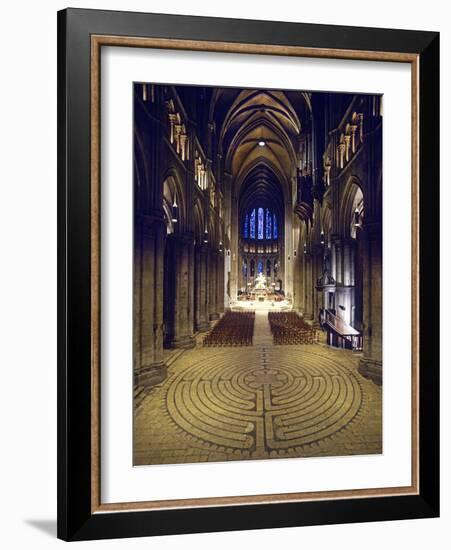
xmin=266 ymin=208 xmax=272 ymax=239
xmin=257 ymin=260 xmax=263 ymax=274
xmin=273 ymin=212 xmax=278 ymax=239
xmin=257 ymin=208 xmax=264 ymax=239
xmin=250 ymin=209 xmax=256 ymax=239
xmin=244 ymin=213 xmax=249 ymax=238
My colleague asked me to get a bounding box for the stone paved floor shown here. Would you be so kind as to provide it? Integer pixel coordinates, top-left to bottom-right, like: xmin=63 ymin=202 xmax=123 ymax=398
xmin=134 ymin=311 xmax=382 ymax=465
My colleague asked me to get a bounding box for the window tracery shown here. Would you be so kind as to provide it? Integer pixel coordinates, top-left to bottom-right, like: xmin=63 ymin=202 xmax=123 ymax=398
xmin=243 ymin=207 xmax=278 ymax=240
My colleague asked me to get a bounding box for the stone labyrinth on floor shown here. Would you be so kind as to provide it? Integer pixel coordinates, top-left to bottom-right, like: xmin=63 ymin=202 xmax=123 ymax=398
xmin=165 ymin=346 xmax=364 ymax=458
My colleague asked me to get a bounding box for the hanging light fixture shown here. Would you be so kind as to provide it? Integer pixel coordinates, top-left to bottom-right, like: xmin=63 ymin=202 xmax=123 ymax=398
xmin=354 ymin=208 xmax=360 ymax=227
xmin=303 ymin=244 xmax=307 ymax=255
xmin=203 ymin=226 xmax=209 ymax=244
xmin=171 ymin=195 xmax=178 ymax=223
xmin=219 ymin=241 xmax=223 ymax=253
xmin=320 ymin=230 xmax=325 ymax=245
xmin=258 ymin=126 xmax=266 ymax=147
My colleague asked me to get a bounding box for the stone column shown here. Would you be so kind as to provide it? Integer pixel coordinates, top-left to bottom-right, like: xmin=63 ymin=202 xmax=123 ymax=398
xmin=297 ymin=252 xmax=306 ymax=312
xmin=304 ymin=252 xmax=314 ymax=320
xmin=353 ymin=231 xmax=364 ymax=332
xmin=198 ymin=244 xmax=210 ymax=331
xmin=292 ymin=252 xmax=301 ymax=311
xmin=284 ymin=205 xmax=293 ymax=299
xmin=334 ymin=237 xmax=343 ymax=285
xmin=223 ymin=172 xmax=235 ymax=301
xmin=162 ymin=233 xmax=176 ymax=347
xmin=134 ymin=215 xmax=167 ymax=387
xmin=330 ymin=235 xmax=337 ymax=281
xmin=194 ymin=244 xmax=202 ymax=331
xmin=278 ymin=240 xmax=285 ymax=294
xmin=172 ymin=233 xmax=195 ymax=348
xmin=217 ymin=251 xmax=225 ymax=315
xmin=359 ymin=220 xmax=383 ymax=384
xmin=342 ymin=237 xmax=355 ymax=286
xmin=209 ymin=250 xmax=219 ymax=320
xmin=342 ymin=237 xmax=356 ymax=326
xmin=312 ymin=244 xmax=323 ymax=326
xmin=238 ymin=253 xmax=244 ymax=291
xmin=187 ymin=234 xmax=195 ymax=336
xmin=224 ymin=248 xmax=231 ymax=310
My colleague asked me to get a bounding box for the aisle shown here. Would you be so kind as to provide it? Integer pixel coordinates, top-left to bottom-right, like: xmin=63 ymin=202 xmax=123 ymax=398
xmin=252 ymin=310 xmax=273 ymax=347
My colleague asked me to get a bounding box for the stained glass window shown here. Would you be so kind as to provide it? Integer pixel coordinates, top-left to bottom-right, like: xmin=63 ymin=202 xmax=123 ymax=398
xmin=250 ymin=209 xmax=256 ymax=239
xmin=244 ymin=213 xmax=249 ymax=238
xmin=266 ymin=208 xmax=272 ymax=239
xmin=246 ymin=207 xmax=278 ymax=240
xmin=257 ymin=260 xmax=263 ymax=274
xmin=257 ymin=208 xmax=264 ymax=239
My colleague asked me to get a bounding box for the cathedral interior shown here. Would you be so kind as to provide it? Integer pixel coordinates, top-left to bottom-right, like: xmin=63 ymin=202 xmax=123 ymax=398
xmin=133 ymin=83 xmax=382 ymax=465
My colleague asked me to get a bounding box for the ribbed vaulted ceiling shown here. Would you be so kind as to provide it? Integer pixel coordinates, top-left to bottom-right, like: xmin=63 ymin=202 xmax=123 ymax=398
xmin=211 ymin=88 xmax=311 ymax=227
xmin=239 ymin=164 xmax=284 ymax=221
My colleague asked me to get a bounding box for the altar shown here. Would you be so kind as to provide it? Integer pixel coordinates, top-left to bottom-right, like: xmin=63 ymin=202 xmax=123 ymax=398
xmin=253 ymin=272 xmax=269 ymax=301
xmin=237 ymin=273 xmax=284 ymax=303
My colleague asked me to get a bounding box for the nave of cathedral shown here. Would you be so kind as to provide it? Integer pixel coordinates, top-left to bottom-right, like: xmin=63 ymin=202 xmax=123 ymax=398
xmin=133 ymin=83 xmax=382 ymax=463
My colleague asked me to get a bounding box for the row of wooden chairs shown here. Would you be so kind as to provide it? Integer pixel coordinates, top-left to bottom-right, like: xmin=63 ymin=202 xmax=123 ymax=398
xmin=268 ymin=311 xmax=317 ymax=345
xmin=203 ymin=311 xmax=255 ymax=347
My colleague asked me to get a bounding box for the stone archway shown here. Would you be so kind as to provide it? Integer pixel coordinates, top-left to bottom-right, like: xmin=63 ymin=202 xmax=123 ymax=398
xmin=162 ymin=173 xmax=195 ymax=349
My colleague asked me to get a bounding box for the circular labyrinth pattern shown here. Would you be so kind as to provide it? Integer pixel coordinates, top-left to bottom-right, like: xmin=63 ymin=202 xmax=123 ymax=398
xmin=166 ymin=348 xmax=364 ymax=457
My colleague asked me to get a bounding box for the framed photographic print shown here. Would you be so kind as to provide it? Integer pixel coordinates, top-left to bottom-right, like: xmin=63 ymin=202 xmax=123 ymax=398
xmin=57 ymin=8 xmax=439 ymax=541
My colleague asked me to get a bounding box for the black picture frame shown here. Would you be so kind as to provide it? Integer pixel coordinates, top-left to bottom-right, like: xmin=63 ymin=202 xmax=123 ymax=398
xmin=57 ymin=8 xmax=439 ymax=541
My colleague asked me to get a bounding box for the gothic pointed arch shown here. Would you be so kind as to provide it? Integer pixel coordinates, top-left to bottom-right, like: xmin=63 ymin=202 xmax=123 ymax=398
xmin=162 ymin=168 xmax=186 ymax=233
xmin=340 ymin=176 xmax=364 ymax=238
